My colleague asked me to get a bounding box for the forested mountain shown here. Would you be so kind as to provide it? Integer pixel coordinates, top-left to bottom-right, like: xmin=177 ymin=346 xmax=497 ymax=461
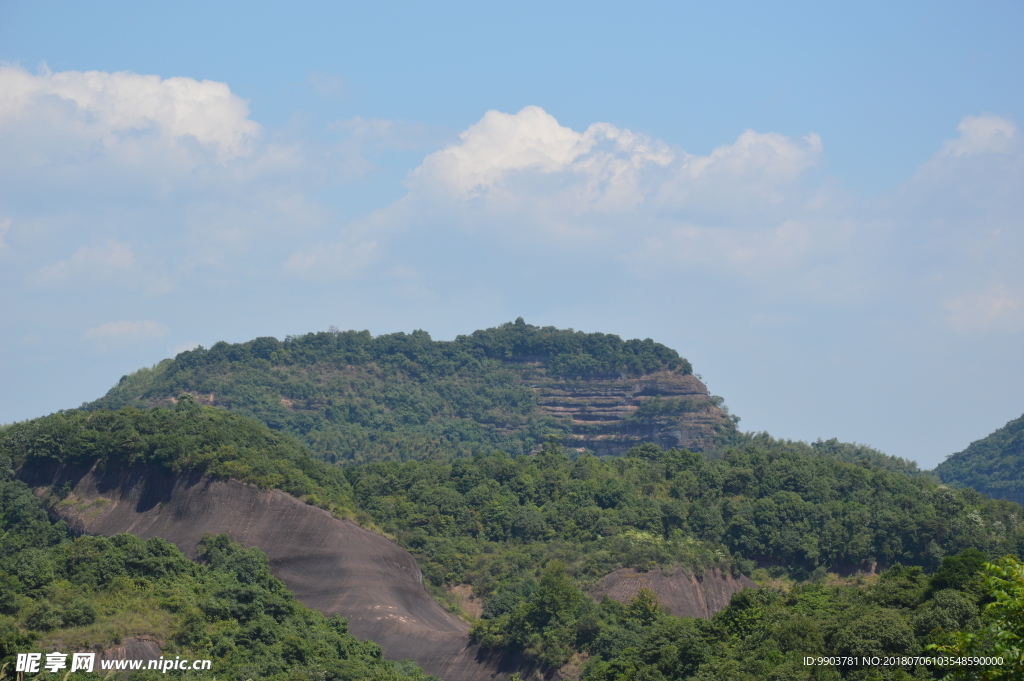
xmin=6 ymin=322 xmax=1022 ymax=679
xmin=86 ymin=320 xmax=735 ymax=463
xmin=5 ymin=403 xmax=1024 ymax=678
xmin=935 ymin=413 xmax=1024 ymax=505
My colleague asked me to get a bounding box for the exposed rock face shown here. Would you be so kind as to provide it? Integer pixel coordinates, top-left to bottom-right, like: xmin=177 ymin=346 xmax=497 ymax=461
xmin=590 ymin=567 xmax=756 ymax=619
xmin=100 ymin=637 xmax=163 ymax=663
xmin=20 ymin=464 xmax=552 ymax=681
xmin=524 ymin=369 xmax=732 ymax=455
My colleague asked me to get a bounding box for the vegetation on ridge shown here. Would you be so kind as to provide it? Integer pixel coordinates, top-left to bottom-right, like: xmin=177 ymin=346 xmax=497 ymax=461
xmin=935 ymin=413 xmax=1024 ymax=501
xmin=87 ymin=320 xmax=700 ymax=463
xmin=0 ymin=397 xmax=358 ymax=518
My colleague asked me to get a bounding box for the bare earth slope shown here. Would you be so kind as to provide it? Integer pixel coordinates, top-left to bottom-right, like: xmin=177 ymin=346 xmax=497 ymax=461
xmin=19 ymin=464 xmax=550 ymax=681
xmin=591 ymin=567 xmax=756 ymax=618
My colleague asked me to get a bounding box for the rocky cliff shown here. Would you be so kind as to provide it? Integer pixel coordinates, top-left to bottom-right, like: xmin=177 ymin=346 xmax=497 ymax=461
xmin=523 ymin=368 xmax=732 ymax=455
xmin=20 ymin=463 xmax=551 ymax=681
xmin=590 ymin=567 xmax=757 ymax=618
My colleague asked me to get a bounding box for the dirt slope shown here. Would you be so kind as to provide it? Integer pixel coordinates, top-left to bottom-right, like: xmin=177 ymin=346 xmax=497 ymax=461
xmin=19 ymin=464 xmax=550 ymax=681
xmin=591 ymin=567 xmax=756 ymax=618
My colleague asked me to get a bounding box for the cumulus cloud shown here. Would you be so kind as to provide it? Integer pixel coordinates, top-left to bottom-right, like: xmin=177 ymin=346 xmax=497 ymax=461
xmin=287 ymin=106 xmax=1022 ymax=333
xmin=404 ymin=106 xmax=821 ymax=220
xmin=408 ymin=106 xmax=673 ymax=213
xmin=0 ymin=66 xmax=347 ymax=301
xmin=84 ymin=320 xmax=168 ymax=343
xmin=940 ymin=115 xmax=1019 ymax=157
xmin=290 ymin=105 xmax=834 ymax=282
xmin=0 ymin=64 xmax=260 ymax=164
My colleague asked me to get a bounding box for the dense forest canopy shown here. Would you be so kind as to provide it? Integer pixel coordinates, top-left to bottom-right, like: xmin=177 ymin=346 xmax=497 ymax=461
xmin=87 ymin=321 xmax=696 ymax=464
xmin=935 ymin=413 xmax=1024 ymax=501
xmin=732 ymin=432 xmax=926 ymax=477
xmin=345 ymin=440 xmax=1022 ymax=597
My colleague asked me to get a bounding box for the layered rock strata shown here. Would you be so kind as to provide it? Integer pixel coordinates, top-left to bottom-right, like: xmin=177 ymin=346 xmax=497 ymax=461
xmin=524 ymin=369 xmax=732 ymax=455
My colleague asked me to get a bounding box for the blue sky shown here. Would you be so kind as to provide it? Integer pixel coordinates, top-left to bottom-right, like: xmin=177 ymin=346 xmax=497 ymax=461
xmin=1 ymin=1 xmax=1022 ymax=468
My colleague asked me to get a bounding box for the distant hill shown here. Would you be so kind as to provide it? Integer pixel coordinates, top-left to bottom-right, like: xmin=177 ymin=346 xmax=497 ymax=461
xmin=935 ymin=413 xmax=1024 ymax=504
xmin=736 ymin=432 xmax=928 ymax=477
xmin=87 ymin=320 xmax=737 ymax=463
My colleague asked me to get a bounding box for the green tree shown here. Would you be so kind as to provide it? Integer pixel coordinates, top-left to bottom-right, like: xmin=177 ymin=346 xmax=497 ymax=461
xmin=932 ymin=555 xmax=1024 ymax=680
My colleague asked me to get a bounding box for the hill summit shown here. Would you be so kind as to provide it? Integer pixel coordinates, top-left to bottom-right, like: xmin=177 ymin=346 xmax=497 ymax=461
xmin=935 ymin=412 xmax=1024 ymax=504
xmin=90 ymin=320 xmax=738 ymax=462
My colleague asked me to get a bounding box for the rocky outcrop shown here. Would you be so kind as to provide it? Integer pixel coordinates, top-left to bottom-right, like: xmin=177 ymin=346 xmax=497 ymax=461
xmin=100 ymin=637 xmax=163 ymax=663
xmin=590 ymin=567 xmax=756 ymax=619
xmin=20 ymin=464 xmax=552 ymax=681
xmin=523 ymin=369 xmax=732 ymax=455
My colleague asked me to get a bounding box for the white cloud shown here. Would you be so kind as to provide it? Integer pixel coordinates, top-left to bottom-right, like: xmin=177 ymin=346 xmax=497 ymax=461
xmin=408 ymin=106 xmax=673 ymax=213
xmin=31 ymin=240 xmax=135 ymax=285
xmin=940 ymin=115 xmax=1019 ymax=157
xmin=294 ymin=106 xmax=834 ymax=280
xmin=0 ymin=66 xmax=351 ymax=300
xmin=288 ymin=107 xmax=1022 ymax=333
xmin=405 ymin=106 xmax=821 ymax=220
xmin=85 ymin=320 xmax=168 ymax=343
xmin=0 ymin=64 xmax=260 ymax=163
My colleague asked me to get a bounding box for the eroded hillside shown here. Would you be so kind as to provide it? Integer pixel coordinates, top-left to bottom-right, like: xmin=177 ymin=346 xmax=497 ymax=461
xmin=19 ymin=462 xmax=547 ymax=681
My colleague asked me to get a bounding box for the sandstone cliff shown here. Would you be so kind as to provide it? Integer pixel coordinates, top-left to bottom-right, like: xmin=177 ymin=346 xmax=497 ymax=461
xmin=523 ymin=368 xmax=733 ymax=455
xmin=590 ymin=567 xmax=757 ymax=618
xmin=20 ymin=463 xmax=551 ymax=681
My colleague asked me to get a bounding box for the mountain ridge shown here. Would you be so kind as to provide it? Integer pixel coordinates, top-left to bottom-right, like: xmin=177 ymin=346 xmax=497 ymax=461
xmin=935 ymin=412 xmax=1024 ymax=504
xmin=87 ymin=321 xmax=736 ymax=462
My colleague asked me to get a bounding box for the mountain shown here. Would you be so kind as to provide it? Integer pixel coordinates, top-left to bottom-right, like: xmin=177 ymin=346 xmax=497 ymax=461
xmin=8 ymin=322 xmax=1023 ymax=679
xmin=935 ymin=412 xmax=1024 ymax=504
xmin=7 ymin=402 xmax=1024 ymax=679
xmin=87 ymin=320 xmax=738 ymax=462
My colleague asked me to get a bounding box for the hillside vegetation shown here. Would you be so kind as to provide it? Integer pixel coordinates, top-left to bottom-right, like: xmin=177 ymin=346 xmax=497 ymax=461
xmin=0 ymin=397 xmax=357 ymax=518
xmin=0 ymin=448 xmax=432 ymax=680
xmin=87 ymin=320 xmax=700 ymax=463
xmin=345 ymin=440 xmax=1024 ymax=670
xmin=935 ymin=413 xmax=1024 ymax=503
xmin=5 ymin=404 xmax=1024 ymax=678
